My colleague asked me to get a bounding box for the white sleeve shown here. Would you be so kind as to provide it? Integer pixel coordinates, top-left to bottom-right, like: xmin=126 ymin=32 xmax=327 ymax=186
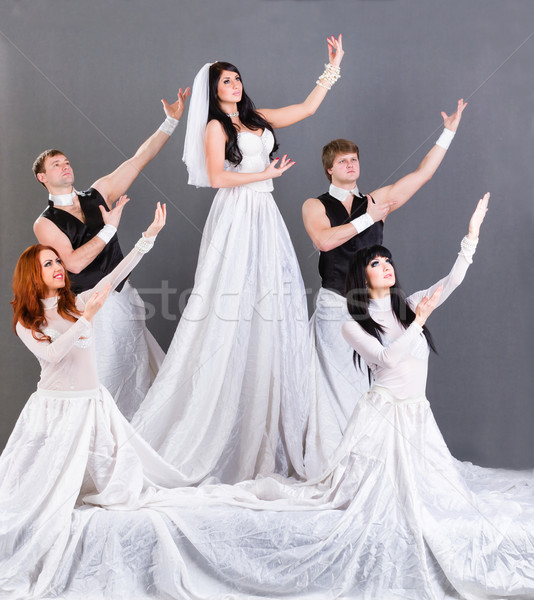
xmin=342 ymin=320 xmax=423 ymax=369
xmin=406 ymin=253 xmax=471 ymax=311
xmin=77 ymin=235 xmax=156 ymax=307
xmin=16 ymin=318 xmax=92 ymax=364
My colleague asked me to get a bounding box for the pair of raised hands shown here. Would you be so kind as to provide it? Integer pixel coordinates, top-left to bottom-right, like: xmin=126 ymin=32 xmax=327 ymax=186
xmin=84 ymin=200 xmax=166 ymax=321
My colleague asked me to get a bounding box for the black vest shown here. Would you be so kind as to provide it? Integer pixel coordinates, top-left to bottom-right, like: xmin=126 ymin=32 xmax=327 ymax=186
xmin=40 ymin=188 xmax=126 ymax=294
xmin=317 ymin=192 xmax=384 ymax=296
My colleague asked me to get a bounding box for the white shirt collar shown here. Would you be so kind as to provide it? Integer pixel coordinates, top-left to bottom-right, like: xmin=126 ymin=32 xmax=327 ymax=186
xmin=48 ymin=189 xmax=77 ymax=207
xmin=329 ymin=183 xmax=360 ymax=202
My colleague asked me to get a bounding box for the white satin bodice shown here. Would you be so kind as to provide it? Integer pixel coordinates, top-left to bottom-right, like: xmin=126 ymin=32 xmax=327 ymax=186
xmin=224 ymin=129 xmax=274 ymax=192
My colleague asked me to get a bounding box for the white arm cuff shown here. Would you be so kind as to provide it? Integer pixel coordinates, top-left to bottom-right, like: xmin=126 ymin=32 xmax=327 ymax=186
xmin=159 ymin=116 xmax=179 ymax=136
xmin=135 ymin=233 xmax=156 ymax=254
xmin=436 ymin=128 xmax=455 ymax=150
xmin=96 ymin=224 xmax=117 ymax=244
xmin=459 ymin=236 xmax=478 ymax=264
xmin=350 ymin=212 xmax=374 ymax=234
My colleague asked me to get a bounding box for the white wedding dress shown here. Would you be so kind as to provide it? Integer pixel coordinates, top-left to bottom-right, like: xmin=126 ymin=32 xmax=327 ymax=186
xmin=132 ymin=129 xmax=310 ymax=484
xmin=4 ymin=239 xmax=534 ymax=600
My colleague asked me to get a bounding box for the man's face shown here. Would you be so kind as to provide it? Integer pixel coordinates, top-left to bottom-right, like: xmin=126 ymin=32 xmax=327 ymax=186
xmin=37 ymin=154 xmax=75 ymax=190
xmin=328 ymin=152 xmax=360 ymax=187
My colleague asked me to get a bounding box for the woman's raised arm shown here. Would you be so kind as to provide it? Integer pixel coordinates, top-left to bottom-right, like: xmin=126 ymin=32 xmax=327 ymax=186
xmin=78 ymin=201 xmax=167 ymax=320
xmin=258 ymin=35 xmax=344 ymax=129
xmin=408 ymin=193 xmax=490 ymax=315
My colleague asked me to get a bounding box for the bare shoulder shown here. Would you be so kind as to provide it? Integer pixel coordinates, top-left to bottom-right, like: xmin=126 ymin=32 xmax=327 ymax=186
xmin=302 ymin=196 xmax=325 ymax=215
xmin=33 ymin=215 xmax=55 ymax=235
xmin=33 ymin=215 xmax=69 ymax=248
xmin=205 ymin=119 xmax=226 ymax=137
xmin=255 ymin=109 xmax=270 ymax=121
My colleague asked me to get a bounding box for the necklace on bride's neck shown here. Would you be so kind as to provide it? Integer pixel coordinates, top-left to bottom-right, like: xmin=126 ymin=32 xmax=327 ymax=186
xmin=225 ymin=111 xmax=239 ymax=118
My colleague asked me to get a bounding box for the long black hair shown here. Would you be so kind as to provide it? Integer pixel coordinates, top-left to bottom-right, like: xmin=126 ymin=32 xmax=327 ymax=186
xmin=346 ymin=245 xmax=437 ymax=380
xmin=208 ymin=62 xmax=279 ymax=165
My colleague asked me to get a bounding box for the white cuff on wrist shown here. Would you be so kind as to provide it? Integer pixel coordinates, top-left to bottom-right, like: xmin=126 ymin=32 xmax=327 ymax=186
xmin=135 ymin=233 xmax=156 ymax=254
xmin=350 ymin=212 xmax=374 ymax=234
xmin=459 ymin=235 xmax=478 ymax=264
xmin=159 ymin=116 xmax=179 ymax=136
xmin=96 ymin=224 xmax=117 ymax=244
xmin=436 ymin=128 xmax=455 ymax=150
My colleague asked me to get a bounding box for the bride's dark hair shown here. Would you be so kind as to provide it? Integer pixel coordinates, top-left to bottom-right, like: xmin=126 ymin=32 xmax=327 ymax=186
xmin=208 ymin=62 xmax=279 ymax=165
xmin=346 ymin=245 xmax=436 ymax=381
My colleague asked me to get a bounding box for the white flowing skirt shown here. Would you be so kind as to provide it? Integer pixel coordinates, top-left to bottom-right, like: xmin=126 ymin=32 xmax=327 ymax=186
xmin=6 ymin=386 xmax=534 ymax=599
xmin=305 ymin=287 xmax=371 ymax=477
xmin=93 ymin=281 xmax=164 ymax=420
xmin=0 ymin=386 xmax=185 ymax=600
xmin=132 ymin=186 xmax=310 ymax=484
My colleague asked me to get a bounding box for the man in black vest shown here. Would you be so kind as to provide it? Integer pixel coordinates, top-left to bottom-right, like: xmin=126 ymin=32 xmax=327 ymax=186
xmin=302 ymin=99 xmax=466 ymax=474
xmin=32 ymin=88 xmax=190 ymax=420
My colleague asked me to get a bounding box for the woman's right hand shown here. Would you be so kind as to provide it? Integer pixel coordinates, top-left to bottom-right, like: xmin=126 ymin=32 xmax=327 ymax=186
xmin=264 ymin=155 xmax=295 ymax=179
xmin=327 ymin=34 xmax=344 ymax=68
xmin=144 ymin=202 xmax=167 ymax=238
xmin=83 ymin=284 xmax=111 ymax=322
xmin=414 ymin=285 xmax=443 ymax=327
xmin=467 ymin=192 xmax=489 ymax=241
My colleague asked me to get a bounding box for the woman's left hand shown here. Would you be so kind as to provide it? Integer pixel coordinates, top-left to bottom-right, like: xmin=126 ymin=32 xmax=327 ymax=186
xmin=327 ymin=34 xmax=344 ymax=67
xmin=467 ymin=192 xmax=489 ymax=240
xmin=144 ymin=202 xmax=167 ymax=238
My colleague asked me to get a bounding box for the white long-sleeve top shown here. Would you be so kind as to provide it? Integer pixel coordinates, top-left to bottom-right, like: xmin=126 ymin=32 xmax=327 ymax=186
xmin=16 ymin=243 xmax=150 ymax=392
xmin=342 ymin=247 xmax=473 ymax=400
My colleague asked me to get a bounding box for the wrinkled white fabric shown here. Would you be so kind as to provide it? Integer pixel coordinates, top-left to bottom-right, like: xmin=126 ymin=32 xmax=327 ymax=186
xmin=93 ymin=282 xmax=164 ymax=420
xmin=305 ymin=287 xmax=371 ymax=478
xmin=4 ymin=242 xmax=534 ymax=599
xmin=133 ymin=130 xmax=310 ymax=484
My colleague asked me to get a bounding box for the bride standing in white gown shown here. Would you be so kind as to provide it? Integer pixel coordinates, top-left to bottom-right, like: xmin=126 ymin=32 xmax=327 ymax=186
xmin=132 ymin=36 xmax=344 ymax=485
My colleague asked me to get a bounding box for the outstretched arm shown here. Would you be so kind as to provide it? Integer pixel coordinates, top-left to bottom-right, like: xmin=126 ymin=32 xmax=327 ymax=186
xmin=77 ymin=202 xmax=167 ymax=311
xmin=371 ymin=99 xmax=467 ymax=215
xmin=92 ymin=88 xmax=190 ymax=206
xmin=407 ymin=193 xmax=489 ymax=310
xmin=33 ymin=195 xmax=130 ymax=274
xmin=258 ymin=35 xmax=344 ymax=129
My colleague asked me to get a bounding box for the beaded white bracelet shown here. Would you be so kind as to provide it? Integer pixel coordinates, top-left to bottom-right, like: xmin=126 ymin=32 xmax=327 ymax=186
xmin=96 ymin=224 xmax=117 ymax=244
xmin=459 ymin=235 xmax=478 ymax=263
xmin=316 ymin=63 xmax=341 ymax=90
xmin=135 ymin=234 xmax=156 ymax=254
xmin=158 ymin=116 xmax=179 ymax=136
xmin=435 ymin=128 xmax=455 ymax=150
xmin=350 ymin=212 xmax=374 ymax=234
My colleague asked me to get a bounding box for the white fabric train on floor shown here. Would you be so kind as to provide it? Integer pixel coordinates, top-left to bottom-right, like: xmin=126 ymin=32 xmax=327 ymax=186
xmin=3 ymin=244 xmax=534 ymax=599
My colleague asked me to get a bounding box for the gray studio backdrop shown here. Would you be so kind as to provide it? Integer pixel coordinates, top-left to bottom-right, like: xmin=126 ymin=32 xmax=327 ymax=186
xmin=1 ymin=0 xmax=533 ymax=468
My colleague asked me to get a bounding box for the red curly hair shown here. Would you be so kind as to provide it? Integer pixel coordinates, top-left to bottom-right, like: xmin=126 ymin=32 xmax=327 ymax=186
xmin=12 ymin=244 xmax=81 ymax=342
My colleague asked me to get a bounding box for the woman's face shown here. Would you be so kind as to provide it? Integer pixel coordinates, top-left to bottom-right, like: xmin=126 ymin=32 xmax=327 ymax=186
xmin=39 ymin=249 xmax=65 ymax=296
xmin=365 ymin=256 xmax=395 ymax=297
xmin=217 ymin=70 xmax=243 ymax=105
